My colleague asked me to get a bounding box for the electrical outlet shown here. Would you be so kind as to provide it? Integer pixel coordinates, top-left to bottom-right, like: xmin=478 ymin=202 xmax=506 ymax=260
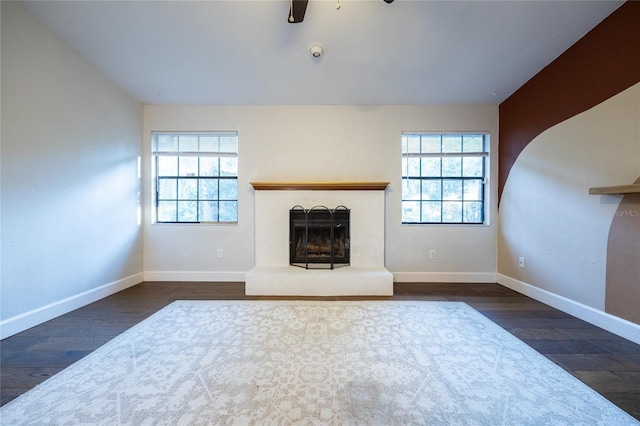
xmin=518 ymin=256 xmax=525 ymax=268
xmin=429 ymin=250 xmax=436 ymax=259
xmin=217 ymin=249 xmax=224 ymax=258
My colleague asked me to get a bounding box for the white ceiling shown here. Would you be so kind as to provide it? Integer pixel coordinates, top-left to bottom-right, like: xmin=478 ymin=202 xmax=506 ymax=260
xmin=20 ymin=0 xmax=624 ymax=105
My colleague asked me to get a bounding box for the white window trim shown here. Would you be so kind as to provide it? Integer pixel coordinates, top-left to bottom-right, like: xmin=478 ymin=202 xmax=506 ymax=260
xmin=401 ymin=132 xmax=489 ymax=225
xmin=151 ymin=131 xmax=239 ymax=224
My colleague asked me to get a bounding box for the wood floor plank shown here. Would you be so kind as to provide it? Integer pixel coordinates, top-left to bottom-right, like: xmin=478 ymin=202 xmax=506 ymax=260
xmin=523 ymin=339 xmax=613 ymax=354
xmin=1 ymin=281 xmax=639 ymax=421
xmin=549 ymin=353 xmax=640 ymax=371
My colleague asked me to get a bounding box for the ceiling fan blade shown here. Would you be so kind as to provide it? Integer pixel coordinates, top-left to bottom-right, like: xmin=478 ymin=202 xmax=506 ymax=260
xmin=288 ymin=0 xmax=391 ymax=24
xmin=288 ymin=0 xmax=308 ymax=23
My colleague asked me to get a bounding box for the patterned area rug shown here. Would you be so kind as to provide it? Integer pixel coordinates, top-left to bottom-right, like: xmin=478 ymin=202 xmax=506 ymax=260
xmin=1 ymin=301 xmax=637 ymax=425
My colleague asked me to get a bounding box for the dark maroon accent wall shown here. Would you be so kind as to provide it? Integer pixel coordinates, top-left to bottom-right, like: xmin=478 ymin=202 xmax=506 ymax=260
xmin=498 ymin=1 xmax=640 ymax=203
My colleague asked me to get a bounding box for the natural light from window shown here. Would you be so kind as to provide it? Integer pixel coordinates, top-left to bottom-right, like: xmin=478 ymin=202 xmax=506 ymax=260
xmin=152 ymin=132 xmax=238 ymax=223
xmin=402 ymin=133 xmax=488 ymax=224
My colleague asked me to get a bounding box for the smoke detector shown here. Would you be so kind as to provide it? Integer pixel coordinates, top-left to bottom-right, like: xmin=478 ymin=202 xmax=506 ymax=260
xmin=310 ymin=43 xmax=325 ymax=58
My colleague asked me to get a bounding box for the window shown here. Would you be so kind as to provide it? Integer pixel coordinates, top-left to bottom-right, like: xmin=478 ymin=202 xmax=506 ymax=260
xmin=402 ymin=133 xmax=488 ymax=224
xmin=152 ymin=132 xmax=238 ymax=223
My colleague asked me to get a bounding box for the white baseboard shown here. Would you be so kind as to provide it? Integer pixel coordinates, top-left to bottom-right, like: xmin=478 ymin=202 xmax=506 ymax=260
xmin=0 ymin=273 xmax=144 ymax=340
xmin=393 ymin=272 xmax=497 ymax=283
xmin=143 ymin=271 xmax=245 ymax=282
xmin=497 ymin=273 xmax=640 ymax=345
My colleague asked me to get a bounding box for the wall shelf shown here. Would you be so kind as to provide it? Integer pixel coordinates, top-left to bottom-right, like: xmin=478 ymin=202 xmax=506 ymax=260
xmin=588 ymin=184 xmax=640 ymax=195
xmin=250 ymin=182 xmax=390 ymax=191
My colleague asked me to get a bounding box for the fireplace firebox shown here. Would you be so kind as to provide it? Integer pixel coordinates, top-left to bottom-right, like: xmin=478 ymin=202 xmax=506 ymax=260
xmin=289 ymin=205 xmax=350 ymax=269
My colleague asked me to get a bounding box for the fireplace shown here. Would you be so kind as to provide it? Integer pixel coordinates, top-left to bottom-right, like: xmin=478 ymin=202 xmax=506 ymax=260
xmin=290 ymin=205 xmax=350 ymax=269
xmin=246 ymin=181 xmax=392 ymax=296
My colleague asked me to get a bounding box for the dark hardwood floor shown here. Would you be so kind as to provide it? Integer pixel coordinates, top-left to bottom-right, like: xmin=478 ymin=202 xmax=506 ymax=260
xmin=2 ymin=282 xmax=639 ymax=420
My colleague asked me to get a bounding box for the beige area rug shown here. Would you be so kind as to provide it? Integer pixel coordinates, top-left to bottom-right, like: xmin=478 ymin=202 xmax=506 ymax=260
xmin=1 ymin=301 xmax=637 ymax=425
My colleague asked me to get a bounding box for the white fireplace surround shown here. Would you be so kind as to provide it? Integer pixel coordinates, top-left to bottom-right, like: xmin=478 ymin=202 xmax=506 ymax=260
xmin=245 ymin=182 xmax=394 ymax=296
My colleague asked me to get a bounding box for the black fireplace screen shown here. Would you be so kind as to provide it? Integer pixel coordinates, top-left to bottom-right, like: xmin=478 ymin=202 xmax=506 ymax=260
xmin=289 ymin=205 xmax=350 ymax=269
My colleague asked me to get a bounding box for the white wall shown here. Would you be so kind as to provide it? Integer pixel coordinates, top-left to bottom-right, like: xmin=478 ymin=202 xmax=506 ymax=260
xmin=143 ymin=105 xmax=498 ymax=282
xmin=0 ymin=2 xmax=143 ymax=338
xmin=498 ymin=83 xmax=640 ymax=342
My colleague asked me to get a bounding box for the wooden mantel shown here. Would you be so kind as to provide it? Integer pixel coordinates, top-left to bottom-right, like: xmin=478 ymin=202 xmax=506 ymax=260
xmin=250 ymin=181 xmax=390 ymax=191
xmin=588 ymin=184 xmax=640 ymax=195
